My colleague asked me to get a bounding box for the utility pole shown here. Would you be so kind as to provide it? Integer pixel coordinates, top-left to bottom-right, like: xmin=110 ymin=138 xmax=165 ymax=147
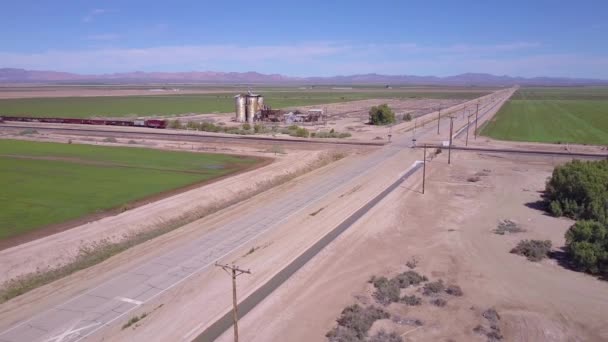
xmin=422 ymin=144 xmax=426 ymax=194
xmin=437 ymin=109 xmax=441 ymax=135
xmin=474 ymin=103 xmax=479 ymax=140
xmin=448 ymin=116 xmax=454 ymax=165
xmin=215 ymin=263 xmax=251 ymax=342
xmin=466 ymin=115 xmax=470 ymax=146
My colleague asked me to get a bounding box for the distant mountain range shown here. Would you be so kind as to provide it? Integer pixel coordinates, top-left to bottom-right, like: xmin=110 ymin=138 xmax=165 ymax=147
xmin=0 ymin=68 xmax=606 ymax=86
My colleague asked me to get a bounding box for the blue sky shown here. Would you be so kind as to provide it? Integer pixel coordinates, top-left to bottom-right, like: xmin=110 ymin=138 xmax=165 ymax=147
xmin=1 ymin=0 xmax=607 ymax=78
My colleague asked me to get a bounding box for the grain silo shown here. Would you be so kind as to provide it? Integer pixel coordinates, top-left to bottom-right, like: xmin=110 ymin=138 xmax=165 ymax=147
xmin=246 ymin=95 xmax=259 ymax=124
xmin=234 ymin=94 xmax=246 ymax=122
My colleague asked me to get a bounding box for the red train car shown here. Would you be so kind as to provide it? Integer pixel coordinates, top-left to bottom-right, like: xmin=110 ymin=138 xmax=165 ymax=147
xmin=0 ymin=116 xmax=167 ymax=129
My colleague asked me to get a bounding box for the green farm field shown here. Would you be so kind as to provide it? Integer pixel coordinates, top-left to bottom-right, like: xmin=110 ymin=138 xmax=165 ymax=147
xmin=0 ymin=89 xmax=490 ymax=118
xmin=481 ymin=87 xmax=608 ymax=145
xmin=0 ymin=139 xmax=260 ymax=241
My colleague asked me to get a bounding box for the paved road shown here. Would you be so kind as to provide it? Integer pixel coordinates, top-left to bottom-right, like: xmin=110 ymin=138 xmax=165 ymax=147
xmin=0 ymin=90 xmax=512 ymax=342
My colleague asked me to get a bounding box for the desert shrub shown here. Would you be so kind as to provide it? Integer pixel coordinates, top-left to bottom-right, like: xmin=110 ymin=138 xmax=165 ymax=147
xmin=402 ymin=113 xmax=413 ymax=122
xmin=19 ymin=129 xmax=38 ymax=135
xmin=510 ymin=240 xmax=552 ymax=261
xmin=127 ymin=140 xmax=138 ymax=144
xmin=545 ymin=159 xmax=608 ymax=223
xmin=315 ymin=131 xmax=352 ymax=139
xmin=393 ymin=271 xmax=427 ymax=288
xmin=368 ymin=330 xmax=403 ymax=342
xmin=430 ymin=298 xmax=447 ymax=307
xmin=422 ymin=279 xmax=444 ymax=295
xmin=168 ymin=119 xmax=182 ymax=129
xmin=242 ymin=123 xmax=251 ymax=130
xmin=371 ymin=277 xmax=400 ymax=304
xmin=326 ymin=326 xmax=362 ymax=342
xmin=565 ymin=220 xmax=608 ymax=274
xmin=401 ymin=295 xmax=422 ymax=306
xmin=292 ymin=127 xmax=310 ymax=138
xmin=186 ymin=121 xmax=201 ymax=130
xmin=445 ymin=285 xmax=463 ymax=296
xmin=406 ymin=256 xmax=419 ymax=269
xmin=332 ymin=304 xmax=390 ymax=340
xmin=253 ymin=123 xmax=266 ymax=133
xmin=482 ymin=308 xmax=500 ymax=323
xmin=494 ymin=219 xmax=525 ymax=235
xmin=200 ymin=121 xmax=221 ymax=132
xmin=467 ymin=176 xmax=481 ymax=183
xmin=102 ymin=137 xmax=117 ymax=143
xmin=369 ymin=104 xmax=396 ymax=125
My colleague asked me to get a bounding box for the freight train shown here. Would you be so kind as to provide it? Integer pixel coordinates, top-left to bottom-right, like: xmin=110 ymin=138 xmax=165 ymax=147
xmin=0 ymin=116 xmax=168 ymax=128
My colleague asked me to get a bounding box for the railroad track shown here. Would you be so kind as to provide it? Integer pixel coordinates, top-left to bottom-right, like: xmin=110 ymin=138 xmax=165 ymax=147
xmin=0 ymin=124 xmax=385 ymax=147
xmin=416 ymin=145 xmax=607 ymax=159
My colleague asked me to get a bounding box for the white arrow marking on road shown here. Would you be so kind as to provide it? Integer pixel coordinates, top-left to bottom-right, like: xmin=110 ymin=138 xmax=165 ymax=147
xmin=43 ymin=322 xmax=101 ymax=342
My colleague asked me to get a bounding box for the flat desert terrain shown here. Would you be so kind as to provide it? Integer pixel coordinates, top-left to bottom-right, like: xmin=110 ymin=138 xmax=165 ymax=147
xmin=221 ymin=151 xmax=608 ymax=342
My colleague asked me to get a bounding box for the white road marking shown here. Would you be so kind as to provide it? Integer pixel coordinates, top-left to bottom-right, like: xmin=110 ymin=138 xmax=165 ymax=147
xmin=43 ymin=322 xmax=101 ymax=342
xmin=116 ymin=297 xmax=143 ymax=305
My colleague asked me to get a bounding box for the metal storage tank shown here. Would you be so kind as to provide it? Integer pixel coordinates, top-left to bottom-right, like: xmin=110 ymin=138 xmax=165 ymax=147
xmin=257 ymin=96 xmax=264 ymax=111
xmin=246 ymin=95 xmax=259 ymax=123
xmin=234 ymin=94 xmax=246 ymax=122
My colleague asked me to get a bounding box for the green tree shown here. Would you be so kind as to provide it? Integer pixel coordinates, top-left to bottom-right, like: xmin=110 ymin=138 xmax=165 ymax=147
xmin=545 ymin=159 xmax=608 ymax=223
xmin=565 ymin=220 xmax=608 ymax=274
xmin=369 ymin=104 xmax=396 ymax=125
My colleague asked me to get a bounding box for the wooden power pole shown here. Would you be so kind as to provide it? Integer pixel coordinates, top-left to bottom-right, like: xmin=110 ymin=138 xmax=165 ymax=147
xmin=474 ymin=103 xmax=479 ymax=139
xmin=466 ymin=115 xmax=470 ymax=146
xmin=436 ymin=109 xmax=441 ymax=134
xmin=422 ymin=144 xmax=426 ymax=194
xmin=448 ymin=116 xmax=454 ymax=165
xmin=215 ymin=263 xmax=251 ymax=342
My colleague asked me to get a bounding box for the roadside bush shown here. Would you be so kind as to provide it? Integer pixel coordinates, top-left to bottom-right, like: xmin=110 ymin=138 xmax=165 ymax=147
xmin=186 ymin=121 xmax=201 ymax=130
xmin=510 ymin=239 xmax=552 ymax=261
xmin=393 ymin=270 xmax=427 ymax=288
xmin=200 ymin=121 xmax=222 ymax=132
xmin=422 ymin=279 xmax=445 ymax=295
xmin=242 ymin=123 xmax=251 ymax=130
xmin=332 ymin=304 xmax=390 ymax=340
xmin=168 ymin=119 xmax=182 ymax=129
xmin=430 ymin=298 xmax=447 ymax=307
xmin=402 ymin=113 xmax=413 ymax=122
xmin=565 ymin=220 xmax=608 ymax=275
xmin=545 ymin=159 xmax=608 ymax=223
xmin=371 ymin=276 xmax=400 ymax=304
xmin=369 ymin=104 xmax=396 ymax=125
xmin=368 ymin=330 xmax=403 ymax=342
xmin=326 ymin=326 xmax=362 ymax=342
xmin=494 ymin=219 xmax=525 ymax=235
xmin=19 ymin=129 xmax=38 ymax=135
xmin=253 ymin=123 xmax=266 ymax=133
xmin=315 ymin=131 xmax=352 ymax=139
xmin=293 ymin=127 xmax=310 ymax=138
xmin=445 ymin=284 xmax=463 ymax=296
xmin=401 ymin=295 xmax=422 ymax=306
xmin=102 ymin=137 xmax=117 ymax=143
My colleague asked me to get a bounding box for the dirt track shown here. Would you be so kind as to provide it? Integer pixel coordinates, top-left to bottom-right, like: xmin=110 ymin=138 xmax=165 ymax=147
xmin=220 ymin=152 xmax=608 ymax=342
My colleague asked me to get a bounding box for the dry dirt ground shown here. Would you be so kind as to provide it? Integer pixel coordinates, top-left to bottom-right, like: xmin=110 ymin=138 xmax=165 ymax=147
xmin=162 ymin=98 xmax=468 ymax=142
xmin=219 ymin=151 xmax=608 ymax=342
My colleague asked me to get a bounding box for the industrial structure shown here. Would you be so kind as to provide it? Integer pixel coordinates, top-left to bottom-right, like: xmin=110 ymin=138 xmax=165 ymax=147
xmin=235 ymin=91 xmax=325 ymax=124
xmin=234 ymin=91 xmax=265 ymax=124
